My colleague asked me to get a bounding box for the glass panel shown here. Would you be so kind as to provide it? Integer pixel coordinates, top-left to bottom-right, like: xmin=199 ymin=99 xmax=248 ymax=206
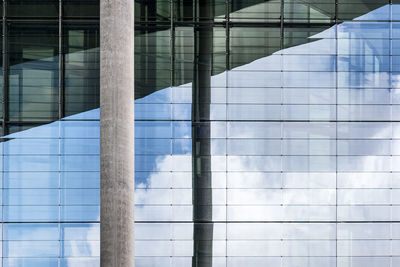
xmin=230 ymin=0 xmax=281 ymax=22
xmin=7 ymin=0 xmax=58 ymax=17
xmin=230 ymin=27 xmax=280 ymax=69
xmin=64 ymin=23 xmax=99 ymax=117
xmin=63 ymin=0 xmax=100 ymax=18
xmin=135 ymin=0 xmax=170 ymax=22
xmin=284 ymin=25 xmax=333 ymax=49
xmin=174 ymin=0 xmax=226 ymax=21
xmin=135 ymin=25 xmax=170 ymax=98
xmin=4 ymin=224 xmax=59 ymax=240
xmin=8 ymin=23 xmax=59 ymax=122
xmin=337 ymin=0 xmax=389 ymax=20
xmin=284 ymin=0 xmax=335 ymax=22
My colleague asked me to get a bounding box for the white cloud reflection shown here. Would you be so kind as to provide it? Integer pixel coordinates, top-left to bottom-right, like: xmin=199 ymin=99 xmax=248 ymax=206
xmin=4 ymin=4 xmax=400 ymax=266
xmin=133 ymin=4 xmax=400 ymax=265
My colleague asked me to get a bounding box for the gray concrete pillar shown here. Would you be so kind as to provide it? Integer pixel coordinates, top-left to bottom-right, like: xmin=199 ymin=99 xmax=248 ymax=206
xmin=100 ymin=0 xmax=135 ymax=267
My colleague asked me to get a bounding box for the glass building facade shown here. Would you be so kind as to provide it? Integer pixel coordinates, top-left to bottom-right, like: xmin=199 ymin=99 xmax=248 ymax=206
xmin=0 ymin=0 xmax=400 ymax=266
xmin=135 ymin=1 xmax=400 ymax=267
xmin=0 ymin=1 xmax=101 ymax=266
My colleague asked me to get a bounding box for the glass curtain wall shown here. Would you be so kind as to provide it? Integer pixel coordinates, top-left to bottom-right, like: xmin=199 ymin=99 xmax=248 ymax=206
xmin=0 ymin=1 xmax=100 ymax=266
xmin=135 ymin=1 xmax=400 ymax=267
xmin=0 ymin=0 xmax=399 ymax=266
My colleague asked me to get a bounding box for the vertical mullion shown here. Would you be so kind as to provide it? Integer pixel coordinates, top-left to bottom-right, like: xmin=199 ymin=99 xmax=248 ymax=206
xmin=2 ymin=0 xmax=7 ymax=135
xmin=334 ymin=0 xmax=338 ymax=266
xmin=1 ymin=3 xmax=5 ymax=267
xmin=171 ymin=0 xmax=175 ymax=87
xmin=389 ymin=1 xmax=393 ymax=263
xmin=59 ymin=0 xmax=64 ymax=120
xmin=280 ymin=0 xmax=284 ymax=50
xmin=225 ymin=2 xmax=229 ymax=267
xmin=225 ymin=0 xmax=229 ymax=70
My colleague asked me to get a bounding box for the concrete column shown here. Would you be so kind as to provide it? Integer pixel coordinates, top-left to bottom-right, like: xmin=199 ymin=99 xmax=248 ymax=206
xmin=100 ymin=0 xmax=134 ymax=267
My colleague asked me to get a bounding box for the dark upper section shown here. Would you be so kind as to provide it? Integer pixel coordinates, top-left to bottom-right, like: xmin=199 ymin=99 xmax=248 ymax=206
xmin=134 ymin=0 xmax=393 ymax=99
xmin=0 ymin=0 xmax=392 ymax=135
xmin=0 ymin=0 xmax=99 ymax=136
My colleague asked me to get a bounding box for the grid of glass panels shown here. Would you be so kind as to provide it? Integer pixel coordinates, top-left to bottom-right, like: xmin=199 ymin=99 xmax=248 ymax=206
xmin=0 ymin=0 xmax=398 ymax=266
xmin=0 ymin=1 xmax=100 ymax=266
xmin=135 ymin=1 xmax=400 ymax=267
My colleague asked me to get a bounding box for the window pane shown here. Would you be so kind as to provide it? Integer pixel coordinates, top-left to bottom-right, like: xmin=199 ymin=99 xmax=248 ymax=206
xmin=64 ymin=23 xmax=99 ymax=117
xmin=63 ymin=0 xmax=99 ymax=18
xmin=8 ymin=23 xmax=59 ymax=122
xmin=7 ymin=0 xmax=58 ymax=17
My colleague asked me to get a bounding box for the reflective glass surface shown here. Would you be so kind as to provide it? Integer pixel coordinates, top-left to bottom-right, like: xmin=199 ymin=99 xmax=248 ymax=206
xmin=132 ymin=1 xmax=400 ymax=267
xmin=2 ymin=0 xmax=400 ymax=267
xmin=64 ymin=23 xmax=99 ymax=117
xmin=0 ymin=1 xmax=100 ymax=266
xmin=8 ymin=23 xmax=59 ymax=122
xmin=7 ymin=0 xmax=58 ymax=18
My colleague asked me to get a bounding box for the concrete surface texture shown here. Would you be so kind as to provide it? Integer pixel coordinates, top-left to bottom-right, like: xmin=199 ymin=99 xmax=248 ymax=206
xmin=100 ymin=0 xmax=135 ymax=266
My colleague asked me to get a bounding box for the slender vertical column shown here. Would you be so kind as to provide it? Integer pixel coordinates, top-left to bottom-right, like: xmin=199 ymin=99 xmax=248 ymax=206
xmin=100 ymin=0 xmax=134 ymax=266
xmin=192 ymin=1 xmax=215 ymax=266
xmin=2 ymin=0 xmax=8 ymax=136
